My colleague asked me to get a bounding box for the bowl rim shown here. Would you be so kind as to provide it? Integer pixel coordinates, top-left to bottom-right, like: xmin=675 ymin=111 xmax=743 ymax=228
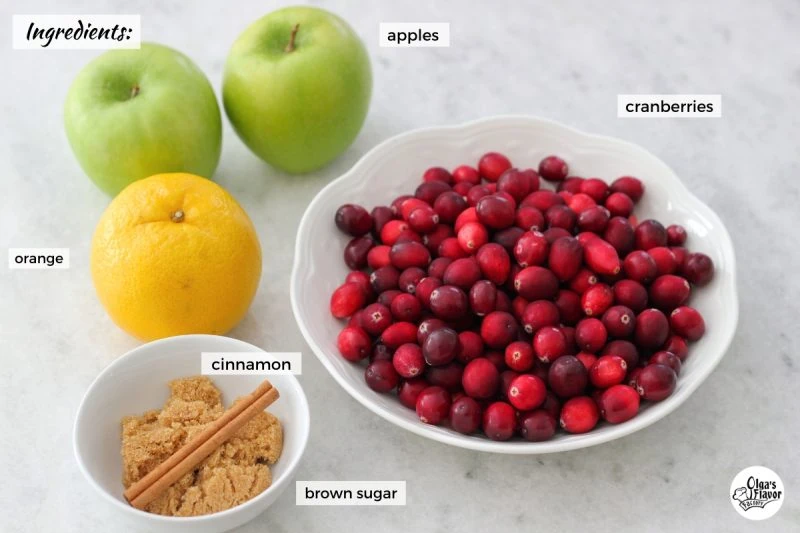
xmin=290 ymin=114 xmax=738 ymax=454
xmin=72 ymin=334 xmax=310 ymax=523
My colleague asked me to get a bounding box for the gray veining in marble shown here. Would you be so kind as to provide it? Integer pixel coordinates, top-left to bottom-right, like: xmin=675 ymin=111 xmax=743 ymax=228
xmin=1 ymin=0 xmax=799 ymax=531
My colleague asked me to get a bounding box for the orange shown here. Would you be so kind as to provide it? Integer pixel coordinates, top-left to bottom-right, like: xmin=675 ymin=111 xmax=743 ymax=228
xmin=91 ymin=173 xmax=261 ymax=340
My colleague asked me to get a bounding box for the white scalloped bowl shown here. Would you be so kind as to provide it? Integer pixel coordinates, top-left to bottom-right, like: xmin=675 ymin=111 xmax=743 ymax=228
xmin=291 ymin=116 xmax=737 ymax=454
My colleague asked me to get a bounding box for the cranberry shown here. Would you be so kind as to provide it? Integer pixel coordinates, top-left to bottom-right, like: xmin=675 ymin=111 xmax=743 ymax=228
xmin=559 ymin=396 xmax=599 ymax=433
xmin=415 ymin=180 xmax=451 ymax=205
xmin=649 ymin=351 xmax=682 ymax=375
xmin=478 ymin=152 xmax=512 ymax=182
xmin=482 ymin=401 xmax=517 ymax=440
xmin=381 ymin=321 xmax=418 ymax=348
xmin=519 ymin=410 xmax=557 ymax=441
xmin=367 ymin=245 xmax=390 ymax=269
xmin=604 ymin=192 xmax=634 ymax=218
xmin=417 ymin=317 xmax=446 ymax=345
xmin=365 ymin=359 xmax=399 ymax=392
xmin=454 ymin=207 xmax=478 ymax=232
xmin=335 ymin=204 xmax=373 ymax=236
xmin=399 ymin=198 xmax=430 ymax=220
xmin=548 ymin=237 xmax=583 ymax=281
xmin=461 ymin=357 xmax=500 ymax=399
xmin=450 ymin=396 xmax=482 ymax=434
xmin=514 ymin=231 xmax=549 ymax=267
xmin=601 ymin=305 xmax=635 ymax=338
xmin=416 ymin=386 xmax=451 ymax=425
xmin=371 ymin=206 xmax=394 ymax=235
xmin=475 ymin=243 xmax=511 ymax=284
xmin=682 ymin=252 xmax=715 ymax=286
xmin=577 ymin=205 xmax=611 ymax=233
xmin=566 ymin=192 xmax=596 ymax=214
xmin=361 ymin=303 xmax=393 ymax=336
xmin=558 ymin=176 xmax=584 ymax=194
xmin=429 ymin=285 xmax=469 ymax=320
xmin=669 ymin=306 xmax=706 ymax=341
xmin=581 ymin=283 xmax=614 ymax=317
xmin=476 ymin=194 xmax=516 ymax=229
xmin=467 ymin=280 xmax=495 ymax=316
xmin=635 ymin=364 xmax=677 ymax=401
xmin=423 ymin=166 xmax=452 ymax=184
xmin=599 ymin=384 xmax=640 ymax=424
xmin=491 ymin=226 xmax=523 ymax=252
xmin=377 ymin=289 xmax=402 ymax=307
xmin=343 ymin=235 xmax=374 ymax=270
xmin=504 ymin=340 xmax=536 ymax=372
xmin=466 ymin=185 xmax=492 ymax=206
xmin=505 ymin=374 xmax=545 ymax=411
xmin=392 ymin=343 xmax=425 ymax=378
xmin=433 ymin=191 xmax=468 ymax=223
xmin=649 ymin=275 xmax=691 ymax=311
xmin=480 ymin=311 xmax=520 ymax=349
xmin=623 ymin=250 xmax=658 ymax=284
xmin=579 ymin=178 xmax=609 ymax=203
xmin=456 ymin=222 xmax=488 ymax=253
xmin=457 ymin=331 xmax=484 ymax=363
xmin=601 ymin=339 xmax=640 ymax=369
xmin=380 ymin=220 xmax=411 ymax=246
xmin=398 ymin=267 xmax=425 ymax=294
xmin=626 ymin=367 xmax=643 ymax=388
xmin=514 ymin=266 xmax=559 ymax=300
xmin=575 ymin=318 xmax=608 ymax=353
xmin=583 ymin=237 xmax=621 ymax=275
xmin=613 ymin=279 xmax=649 ymax=313
xmin=370 ymin=342 xmax=393 ymax=362
xmin=576 ymin=352 xmax=597 ymax=370
xmin=610 ymin=176 xmax=644 ymax=202
xmin=543 ymin=227 xmax=572 ymax=244
xmin=662 ymin=334 xmax=689 ymax=361
xmin=670 ymin=246 xmax=688 ymax=266
xmin=426 ymin=257 xmax=451 ymax=279
xmin=370 ymin=266 xmax=400 ymax=293
xmin=439 ymin=237 xmax=468 ymax=260
xmin=330 ymin=282 xmax=367 ymax=319
xmin=497 ymin=168 xmax=532 ymax=202
xmin=554 ymin=289 xmax=583 ymax=325
xmin=666 ymin=224 xmax=688 ymax=246
xmin=635 ymin=219 xmax=668 ymax=250
xmin=648 ymin=246 xmax=678 ymax=276
xmin=538 ymin=155 xmax=569 ymax=182
xmin=545 ymin=204 xmax=577 ymax=232
xmin=415 ymin=277 xmax=442 ymax=308
xmin=515 ymin=206 xmax=545 ymax=232
xmin=453 ymin=165 xmax=481 ymax=185
xmin=634 ymin=308 xmax=670 ymax=348
xmin=523 ymin=190 xmax=565 ymax=212
xmin=391 ymin=195 xmax=414 ymax=215
xmin=423 ymin=224 xmax=453 ymax=253
xmin=521 ymin=300 xmax=560 ymax=334
xmin=589 ymin=355 xmax=627 ymax=388
xmin=425 ymin=362 xmax=464 ymax=391
xmin=422 ymin=326 xmax=461 ymax=366
xmin=547 ymin=355 xmax=588 ymax=398
xmin=408 ymin=206 xmax=440 ymax=234
xmin=390 ymin=293 xmax=421 ymax=322
xmin=567 ymin=268 xmax=597 ymax=295
xmin=441 ymin=257 xmax=480 ymax=290
xmin=337 ymin=326 xmax=372 ymax=361
xmin=603 ymin=216 xmax=635 ymax=255
xmin=398 ymin=378 xmax=428 ymax=409
xmin=533 ymin=326 xmax=567 ymax=363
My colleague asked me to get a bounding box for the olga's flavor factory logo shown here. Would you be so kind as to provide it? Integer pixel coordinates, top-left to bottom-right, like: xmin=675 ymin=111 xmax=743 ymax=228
xmin=730 ymin=466 xmax=784 ymax=520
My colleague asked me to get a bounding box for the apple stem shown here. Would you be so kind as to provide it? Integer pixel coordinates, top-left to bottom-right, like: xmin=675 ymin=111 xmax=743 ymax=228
xmin=285 ymin=23 xmax=300 ymax=52
xmin=130 ymin=84 xmax=140 ymax=98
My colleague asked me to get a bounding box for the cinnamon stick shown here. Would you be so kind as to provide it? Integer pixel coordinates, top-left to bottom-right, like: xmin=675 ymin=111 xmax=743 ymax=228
xmin=124 ymin=379 xmax=279 ymax=510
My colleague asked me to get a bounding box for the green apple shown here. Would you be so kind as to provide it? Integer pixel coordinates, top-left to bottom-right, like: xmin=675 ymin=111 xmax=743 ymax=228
xmin=64 ymin=43 xmax=222 ymax=196
xmin=223 ymin=7 xmax=372 ymax=173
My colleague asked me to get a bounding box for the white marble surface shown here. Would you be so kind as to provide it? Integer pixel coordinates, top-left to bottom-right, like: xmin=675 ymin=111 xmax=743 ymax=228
xmin=1 ymin=0 xmax=798 ymax=531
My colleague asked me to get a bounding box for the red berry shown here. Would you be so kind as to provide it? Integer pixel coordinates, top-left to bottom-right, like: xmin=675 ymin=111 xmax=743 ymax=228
xmin=538 ymin=155 xmax=569 ymax=182
xmin=575 ymin=318 xmax=608 ymax=353
xmin=681 ymin=252 xmax=715 ymax=286
xmin=454 ymin=207 xmax=478 ymax=233
xmin=504 ymin=341 xmax=536 ymax=372
xmin=603 ymin=216 xmax=635 ymax=255
xmin=335 ymin=204 xmax=373 ymax=236
xmin=589 ymin=355 xmax=627 ymax=388
xmin=392 ymin=344 xmax=425 ymax=378
xmin=548 ymin=355 xmax=588 ymax=398
xmin=423 ymin=224 xmax=454 ymax=253
xmin=370 ymin=266 xmax=400 ymax=293
xmin=371 ymin=206 xmax=394 ymax=235
xmin=469 ymin=279 xmax=497 ymax=316
xmin=433 ymin=191 xmax=468 ymax=223
xmin=521 ymin=300 xmax=560 ymax=334
xmin=548 ymin=237 xmax=584 ymax=281
xmin=599 ymin=384 xmax=640 ymax=423
xmin=416 ymin=386 xmax=451 ymax=425
xmin=610 ymin=176 xmax=644 ymax=202
xmin=666 ymin=224 xmax=688 ymax=246
xmin=634 ymin=308 xmax=670 ymax=348
xmin=415 ymin=277 xmax=442 ymax=308
xmin=398 ymin=267 xmax=425 ymax=294
xmin=482 ymin=401 xmax=517 ymax=440
xmin=554 ymin=289 xmax=583 ymax=325
xmin=466 ymin=185 xmax=492 ymax=206
xmin=480 ymin=311 xmax=520 ymax=349
xmin=457 ymin=331 xmax=484 ymax=363
xmin=601 ymin=339 xmax=640 ymax=369
xmin=456 ymin=222 xmax=488 ymax=253
xmin=422 ymin=166 xmax=452 ymax=184
xmin=429 ymin=285 xmax=469 ymax=320
xmin=560 ymin=396 xmax=599 ymax=433
xmin=415 ymin=180 xmax=451 ymax=205
xmin=462 ymin=357 xmax=500 ymax=399
xmin=343 ymin=235 xmax=374 ymax=270
xmin=408 ymin=206 xmax=440 ymax=234
xmin=576 ymin=352 xmax=597 ymax=370
xmin=581 ymin=283 xmax=614 ymax=317
xmin=604 ymin=192 xmax=634 ymax=218
xmin=425 ymin=362 xmax=464 ymax=392
xmin=579 ymin=178 xmax=609 ymax=202
xmin=508 ymin=374 xmax=547 ymax=411
xmin=583 ymin=237 xmax=621 ymax=275
xmin=497 ymin=168 xmax=532 ymax=202
xmin=345 ymin=271 xmax=372 ymax=297
xmin=662 ymin=334 xmax=689 ymax=361
xmin=635 ymin=219 xmax=668 ymax=250
xmin=475 ymin=243 xmax=511 ymax=284
xmin=417 ymin=317 xmax=446 ymax=345
xmin=519 ymin=409 xmax=557 ymax=441
xmin=545 ymin=204 xmax=577 ymax=232
xmin=649 ymin=351 xmax=682 ymax=375
xmin=634 ymin=364 xmax=677 ymax=401
xmin=567 ymin=192 xmax=596 ymax=214
xmin=377 ymin=289 xmax=402 ymax=307
xmin=398 ymin=378 xmax=428 ymax=409
xmin=337 ymin=326 xmax=372 ymax=361
xmin=577 ymin=205 xmax=611 ymax=233
xmin=613 ymin=279 xmax=649 ymax=313
xmin=380 ymin=220 xmax=411 ymax=246
xmin=623 ymin=250 xmax=658 ymax=284
xmin=450 ymin=396 xmax=482 ymax=434
xmin=361 ymin=303 xmax=393 ymax=336
xmin=649 ymin=275 xmax=691 ymax=311
xmin=453 ymin=165 xmax=481 ymax=185
xmin=533 ymin=326 xmax=567 ymax=363
xmin=422 ymin=327 xmax=461 ymax=366
xmin=523 ymin=190 xmax=565 ymax=212
xmin=330 ymin=282 xmax=367 ymax=318
xmin=390 ymin=293 xmax=422 ymax=322
xmin=558 ymin=176 xmax=584 ymax=193
xmin=478 ymin=152 xmax=512 ymax=182
xmin=648 ymin=246 xmax=678 ymax=276
xmin=476 ymin=194 xmax=516 ymax=229
xmin=669 ymin=306 xmax=706 ymax=341
xmin=365 ymin=359 xmax=399 ymax=392
xmin=514 ymin=266 xmax=559 ymax=300
xmin=442 ymin=257 xmax=481 ymax=289
xmin=390 ymin=241 xmax=431 ymax=270
xmin=601 ymin=305 xmax=635 ymax=338
xmin=514 ymin=206 xmax=545 ymax=233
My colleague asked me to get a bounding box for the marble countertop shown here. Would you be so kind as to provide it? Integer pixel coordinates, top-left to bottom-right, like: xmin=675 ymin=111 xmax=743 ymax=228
xmin=2 ymin=0 xmax=798 ymax=531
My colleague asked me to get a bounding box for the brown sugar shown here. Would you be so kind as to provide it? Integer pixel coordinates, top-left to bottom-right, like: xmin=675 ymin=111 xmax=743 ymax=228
xmin=121 ymin=376 xmax=283 ymax=516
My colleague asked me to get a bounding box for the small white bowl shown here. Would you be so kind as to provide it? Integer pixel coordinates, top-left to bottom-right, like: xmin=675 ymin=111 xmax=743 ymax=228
xmin=291 ymin=115 xmax=738 ymax=454
xmin=74 ymin=335 xmax=310 ymax=533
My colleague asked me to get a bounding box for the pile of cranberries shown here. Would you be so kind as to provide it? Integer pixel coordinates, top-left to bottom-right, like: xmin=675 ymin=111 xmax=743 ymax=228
xmin=329 ymin=152 xmax=713 ymax=441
